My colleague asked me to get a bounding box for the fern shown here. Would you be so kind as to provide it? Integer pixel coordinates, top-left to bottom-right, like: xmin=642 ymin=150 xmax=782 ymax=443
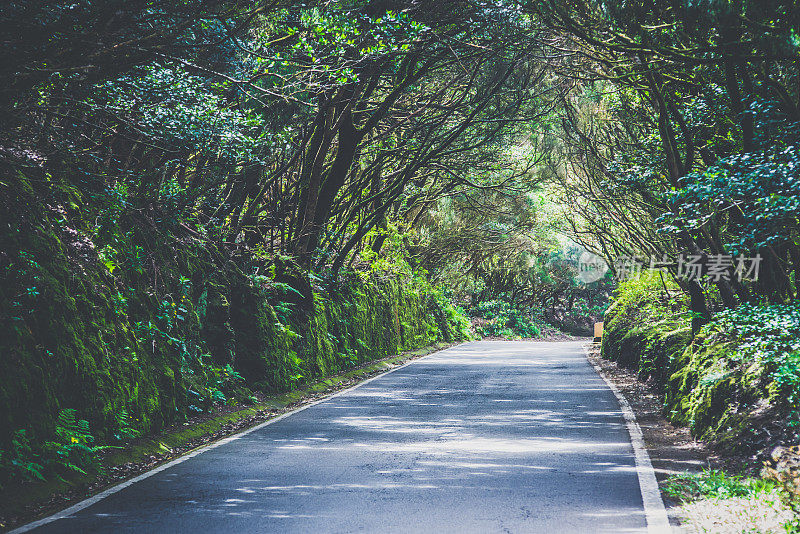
xmin=113 ymin=409 xmax=140 ymax=442
xmin=45 ymin=409 xmax=106 ymax=477
xmin=54 ymin=409 xmax=93 ymax=443
xmin=273 ymin=302 xmax=294 ymax=324
xmin=270 ymin=282 xmax=303 ymax=298
xmin=0 ymin=430 xmax=44 ymax=486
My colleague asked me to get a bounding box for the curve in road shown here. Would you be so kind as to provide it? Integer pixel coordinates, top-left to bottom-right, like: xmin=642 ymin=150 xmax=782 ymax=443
xmin=17 ymin=341 xmax=669 ymax=534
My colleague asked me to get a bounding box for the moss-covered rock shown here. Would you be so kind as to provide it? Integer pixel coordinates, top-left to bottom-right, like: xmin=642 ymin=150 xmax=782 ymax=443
xmin=601 ymin=272 xmax=690 ymax=385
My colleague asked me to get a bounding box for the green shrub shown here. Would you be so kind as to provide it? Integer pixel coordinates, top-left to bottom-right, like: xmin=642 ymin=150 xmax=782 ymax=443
xmin=664 ymin=468 xmax=776 ymax=502
xmin=707 ymin=302 xmax=800 ymax=423
xmin=469 ymin=298 xmax=542 ymax=339
xmin=112 ymin=409 xmax=140 ymax=443
xmin=603 ymin=271 xmax=800 ymax=450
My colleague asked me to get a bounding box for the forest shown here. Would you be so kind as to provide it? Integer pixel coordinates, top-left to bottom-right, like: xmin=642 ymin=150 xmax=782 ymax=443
xmin=1 ymin=0 xmax=799 ymax=530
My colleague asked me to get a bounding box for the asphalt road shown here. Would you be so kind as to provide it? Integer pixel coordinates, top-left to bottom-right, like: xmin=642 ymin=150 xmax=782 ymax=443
xmin=27 ymin=341 xmax=652 ymax=533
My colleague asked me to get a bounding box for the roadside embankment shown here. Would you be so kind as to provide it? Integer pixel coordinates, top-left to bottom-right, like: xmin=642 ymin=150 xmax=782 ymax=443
xmin=0 ymin=341 xmax=456 ymax=531
xmin=0 ymin=173 xmax=471 ymax=514
xmin=601 ymin=272 xmax=800 ymax=459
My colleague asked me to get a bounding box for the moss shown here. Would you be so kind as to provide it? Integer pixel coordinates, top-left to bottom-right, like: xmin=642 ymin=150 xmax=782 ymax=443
xmin=602 ymin=272 xmax=794 ymax=454
xmin=199 ymin=285 xmax=235 ymax=366
xmin=284 ymin=272 xmax=459 ymax=390
xmin=228 ymin=284 xmax=290 ymax=386
xmin=0 ymin=173 xmax=469 ymax=472
xmin=601 ymin=273 xmax=691 ymax=389
xmin=0 ymin=192 xmax=174 ymax=446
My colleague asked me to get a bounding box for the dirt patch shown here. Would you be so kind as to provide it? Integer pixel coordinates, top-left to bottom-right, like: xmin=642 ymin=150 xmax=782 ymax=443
xmin=680 ymin=494 xmax=792 ymax=533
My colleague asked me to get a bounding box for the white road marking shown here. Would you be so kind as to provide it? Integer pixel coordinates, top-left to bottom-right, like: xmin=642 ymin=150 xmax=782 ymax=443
xmin=584 ymin=345 xmax=673 ymax=534
xmin=10 ymin=345 xmax=460 ymax=534
xmin=13 ymin=341 xmax=670 ymax=533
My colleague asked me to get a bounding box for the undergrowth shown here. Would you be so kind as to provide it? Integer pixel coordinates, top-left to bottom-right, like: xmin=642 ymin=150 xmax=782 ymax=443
xmin=710 ymin=302 xmax=800 ymax=425
xmin=664 ymin=469 xmax=777 ymax=502
xmin=603 ymin=271 xmax=800 ymax=453
xmin=0 ymin=409 xmax=108 ymax=487
xmin=468 ymin=297 xmax=543 ymax=339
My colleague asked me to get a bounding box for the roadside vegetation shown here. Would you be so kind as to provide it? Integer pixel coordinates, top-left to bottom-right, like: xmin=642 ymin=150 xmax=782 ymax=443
xmin=665 ymin=469 xmax=793 ymax=533
xmin=532 ymin=0 xmax=800 ymax=530
xmin=1 ymin=0 xmax=798 ymax=529
xmin=604 ymin=274 xmax=800 ymax=531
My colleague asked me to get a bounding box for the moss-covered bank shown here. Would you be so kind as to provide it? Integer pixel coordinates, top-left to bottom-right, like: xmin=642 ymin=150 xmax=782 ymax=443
xmin=0 ymin=174 xmax=471 ymax=483
xmin=601 ymin=273 xmax=800 ymax=455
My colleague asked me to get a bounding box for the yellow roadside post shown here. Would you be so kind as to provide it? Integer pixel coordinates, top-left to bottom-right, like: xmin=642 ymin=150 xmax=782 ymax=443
xmin=593 ymin=322 xmax=603 ymax=343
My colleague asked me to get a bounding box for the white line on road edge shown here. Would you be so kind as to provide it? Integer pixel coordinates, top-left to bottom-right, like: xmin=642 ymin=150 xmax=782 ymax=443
xmin=584 ymin=345 xmax=673 ymax=534
xmin=11 ymin=344 xmax=463 ymax=534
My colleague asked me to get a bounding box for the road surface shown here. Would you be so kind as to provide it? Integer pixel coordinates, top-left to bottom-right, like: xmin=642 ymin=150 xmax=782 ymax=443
xmin=24 ymin=341 xmax=659 ymax=533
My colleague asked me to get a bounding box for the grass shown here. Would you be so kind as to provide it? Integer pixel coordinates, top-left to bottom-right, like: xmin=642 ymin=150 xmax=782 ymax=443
xmin=664 ymin=469 xmax=794 ymax=533
xmin=664 ymin=469 xmax=778 ymax=501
